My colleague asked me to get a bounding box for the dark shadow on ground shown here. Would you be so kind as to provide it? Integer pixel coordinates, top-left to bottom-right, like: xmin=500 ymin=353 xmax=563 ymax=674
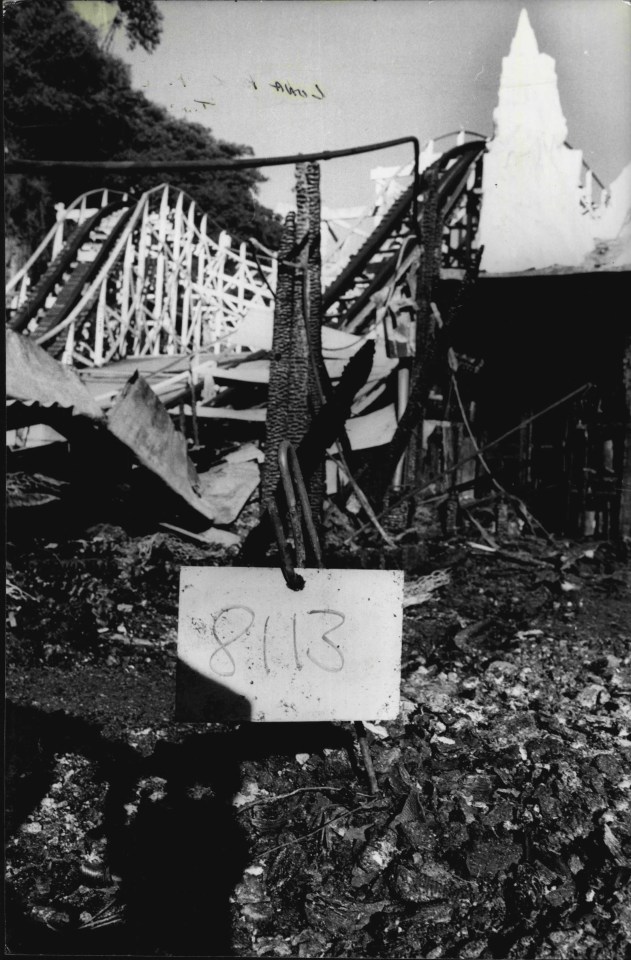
xmin=5 ymin=701 xmax=358 ymax=955
xmin=5 ymin=697 xmax=248 ymax=956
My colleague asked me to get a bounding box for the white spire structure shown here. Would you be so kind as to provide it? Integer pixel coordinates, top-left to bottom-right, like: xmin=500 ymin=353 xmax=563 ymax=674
xmin=477 ymin=8 xmax=595 ymax=273
xmin=594 ymin=161 xmax=631 ymax=242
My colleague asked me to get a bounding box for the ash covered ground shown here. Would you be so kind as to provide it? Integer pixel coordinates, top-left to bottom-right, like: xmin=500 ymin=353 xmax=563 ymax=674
xmin=5 ymin=505 xmax=631 ymax=958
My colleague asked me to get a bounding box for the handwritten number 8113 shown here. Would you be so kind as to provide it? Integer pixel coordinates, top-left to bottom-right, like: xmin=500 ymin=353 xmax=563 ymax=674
xmin=207 ymin=607 xmax=345 ymax=677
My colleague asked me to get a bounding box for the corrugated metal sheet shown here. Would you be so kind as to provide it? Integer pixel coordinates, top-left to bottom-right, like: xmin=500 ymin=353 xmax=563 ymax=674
xmin=6 ymin=329 xmax=104 ymax=421
xmin=107 ymin=372 xmax=215 ymax=521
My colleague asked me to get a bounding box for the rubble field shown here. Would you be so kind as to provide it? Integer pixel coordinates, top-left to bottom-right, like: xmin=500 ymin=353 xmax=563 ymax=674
xmin=5 ymin=507 xmax=631 ymax=958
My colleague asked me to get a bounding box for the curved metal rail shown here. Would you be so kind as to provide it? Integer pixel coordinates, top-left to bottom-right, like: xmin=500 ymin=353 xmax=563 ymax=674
xmin=36 ymin=204 xmax=137 ymax=357
xmin=10 ymin=200 xmax=131 ymax=334
xmin=323 ymin=140 xmax=486 ymax=321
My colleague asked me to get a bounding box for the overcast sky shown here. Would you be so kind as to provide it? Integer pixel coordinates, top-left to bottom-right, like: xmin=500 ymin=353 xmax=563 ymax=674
xmin=109 ymin=0 xmax=631 ymax=213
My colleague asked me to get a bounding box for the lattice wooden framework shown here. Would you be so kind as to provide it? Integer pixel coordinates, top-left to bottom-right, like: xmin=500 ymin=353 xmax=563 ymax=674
xmin=5 ymin=131 xmax=610 ymax=375
xmin=6 ymin=185 xmax=277 ymax=367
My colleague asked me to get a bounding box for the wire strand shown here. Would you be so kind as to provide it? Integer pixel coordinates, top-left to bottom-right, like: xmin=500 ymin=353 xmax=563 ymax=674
xmin=343 ymin=382 xmax=592 ymax=545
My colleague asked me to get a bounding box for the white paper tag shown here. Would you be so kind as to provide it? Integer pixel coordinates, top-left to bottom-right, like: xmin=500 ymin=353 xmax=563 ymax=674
xmin=177 ymin=567 xmax=403 ymax=722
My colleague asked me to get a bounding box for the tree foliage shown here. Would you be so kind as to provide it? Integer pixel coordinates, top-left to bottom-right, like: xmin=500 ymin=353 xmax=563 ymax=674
xmin=105 ymin=0 xmax=163 ymax=52
xmin=4 ymin=0 xmax=282 ymax=258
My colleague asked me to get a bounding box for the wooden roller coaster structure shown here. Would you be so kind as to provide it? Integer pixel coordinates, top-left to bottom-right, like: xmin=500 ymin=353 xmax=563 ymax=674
xmin=7 ymin=134 xmax=620 ymax=536
xmin=5 ymin=134 xmax=488 ymax=370
xmin=6 ymin=185 xmax=277 ymax=367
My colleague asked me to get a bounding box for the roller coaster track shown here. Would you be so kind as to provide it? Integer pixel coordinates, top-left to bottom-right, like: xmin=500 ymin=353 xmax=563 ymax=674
xmin=323 ymin=140 xmax=486 ymax=331
xmin=16 ymin=204 xmax=137 ymax=360
xmin=10 ymin=200 xmax=129 ymax=335
xmin=6 ymin=185 xmax=278 ymax=367
xmin=5 ymin=137 xmax=486 ymax=369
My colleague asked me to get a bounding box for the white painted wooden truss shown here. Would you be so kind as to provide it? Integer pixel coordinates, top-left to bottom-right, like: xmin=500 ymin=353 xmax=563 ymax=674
xmin=6 ymin=184 xmax=277 ymax=368
xmin=6 ymin=188 xmax=129 ymax=310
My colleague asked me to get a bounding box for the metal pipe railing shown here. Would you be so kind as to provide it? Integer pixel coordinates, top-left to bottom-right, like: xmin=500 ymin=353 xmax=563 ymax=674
xmin=5 ymin=137 xmax=420 ymax=175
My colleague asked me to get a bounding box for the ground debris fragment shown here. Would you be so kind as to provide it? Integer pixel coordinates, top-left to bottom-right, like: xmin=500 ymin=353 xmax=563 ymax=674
xmin=5 ymin=527 xmax=631 ymax=957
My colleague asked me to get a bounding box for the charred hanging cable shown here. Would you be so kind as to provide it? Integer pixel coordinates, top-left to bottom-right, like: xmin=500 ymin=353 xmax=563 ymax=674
xmin=6 ymin=135 xmax=421 ymax=178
